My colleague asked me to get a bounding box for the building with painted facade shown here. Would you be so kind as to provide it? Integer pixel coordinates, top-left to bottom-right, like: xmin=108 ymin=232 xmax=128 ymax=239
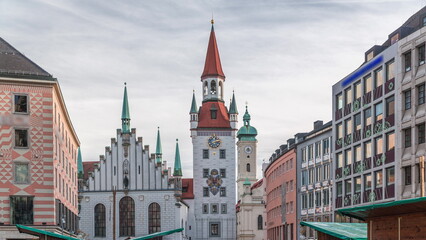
xmin=0 ymin=37 xmax=80 ymax=239
xmin=265 ymin=134 xmax=305 ymax=240
xmin=236 ymin=106 xmax=266 ymax=240
xmin=297 ymin=121 xmax=332 ymax=240
xmin=187 ymin=21 xmax=237 ymax=240
xmin=78 ymin=85 xmax=187 ymax=240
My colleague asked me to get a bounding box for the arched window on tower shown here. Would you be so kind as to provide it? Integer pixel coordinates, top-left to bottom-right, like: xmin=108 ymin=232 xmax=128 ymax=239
xmin=94 ymin=204 xmax=106 ymax=237
xmin=247 ymin=163 xmax=251 ymax=172
xmin=119 ymin=196 xmax=135 ymax=237
xmin=211 ymin=80 xmax=217 ymax=94
xmin=218 ymin=81 xmax=223 ymax=99
xmin=204 ymin=81 xmax=208 ymax=96
xmin=149 ymin=202 xmax=161 ymax=236
xmin=257 ymin=215 xmax=263 ymax=230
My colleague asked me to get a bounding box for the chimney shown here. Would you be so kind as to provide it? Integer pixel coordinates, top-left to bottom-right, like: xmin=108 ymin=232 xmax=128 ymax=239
xmin=314 ymin=120 xmax=323 ymax=130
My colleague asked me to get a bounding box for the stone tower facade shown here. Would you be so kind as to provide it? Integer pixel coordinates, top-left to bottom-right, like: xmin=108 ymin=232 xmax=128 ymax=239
xmin=236 ymin=106 xmax=258 ymax=199
xmin=188 ymin=21 xmax=237 ymax=240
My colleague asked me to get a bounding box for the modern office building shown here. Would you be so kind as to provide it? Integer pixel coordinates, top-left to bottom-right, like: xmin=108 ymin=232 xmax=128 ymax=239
xmin=0 ymin=37 xmax=80 ymax=239
xmin=297 ymin=121 xmax=332 ymax=240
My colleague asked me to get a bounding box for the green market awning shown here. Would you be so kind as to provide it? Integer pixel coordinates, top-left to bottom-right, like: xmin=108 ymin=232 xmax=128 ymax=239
xmin=16 ymin=224 xmax=79 ymax=240
xmin=337 ymin=197 xmax=426 ymax=221
xmin=300 ymin=222 xmax=367 ymax=240
xmin=132 ymin=228 xmax=184 ymax=240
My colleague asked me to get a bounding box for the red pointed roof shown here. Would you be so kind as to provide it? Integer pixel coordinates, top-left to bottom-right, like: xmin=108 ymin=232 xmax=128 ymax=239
xmin=197 ymin=101 xmax=231 ymax=128
xmin=201 ymin=25 xmax=225 ymax=79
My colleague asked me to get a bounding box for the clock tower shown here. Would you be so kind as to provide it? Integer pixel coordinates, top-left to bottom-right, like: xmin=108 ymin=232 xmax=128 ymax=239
xmin=236 ymin=105 xmax=258 ymax=199
xmin=188 ymin=20 xmax=237 ymax=240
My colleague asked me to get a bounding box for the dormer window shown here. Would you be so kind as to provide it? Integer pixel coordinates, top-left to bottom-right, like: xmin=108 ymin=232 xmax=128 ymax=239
xmin=391 ymin=33 xmax=399 ymax=45
xmin=366 ymin=51 xmax=374 ymax=62
xmin=210 ymin=104 xmax=217 ymax=119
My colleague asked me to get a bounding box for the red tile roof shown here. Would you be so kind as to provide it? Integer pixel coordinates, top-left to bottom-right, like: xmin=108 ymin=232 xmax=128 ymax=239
xmin=201 ymin=26 xmax=225 ymax=79
xmin=83 ymin=161 xmax=99 ymax=181
xmin=197 ymin=101 xmax=230 ymax=128
xmin=182 ymin=178 xmax=194 ymax=199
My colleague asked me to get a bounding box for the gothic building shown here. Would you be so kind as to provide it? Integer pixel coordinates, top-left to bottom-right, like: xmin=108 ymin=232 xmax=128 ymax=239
xmin=186 ymin=21 xmax=237 ymax=239
xmin=78 ymin=85 xmax=187 ymax=240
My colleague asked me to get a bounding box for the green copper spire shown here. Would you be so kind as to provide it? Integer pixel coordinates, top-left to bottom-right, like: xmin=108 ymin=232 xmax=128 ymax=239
xmin=155 ymin=127 xmax=162 ymax=165
xmin=243 ymin=177 xmax=251 ymax=186
xmin=77 ymin=147 xmax=84 ymax=179
xmin=237 ymin=105 xmax=258 ymax=141
xmin=121 ymin=83 xmax=131 ymax=133
xmin=229 ymin=91 xmax=238 ymax=114
xmin=173 ymin=139 xmax=182 ymax=176
xmin=190 ymin=91 xmax=198 ymax=114
xmin=243 ymin=105 xmax=251 ymax=125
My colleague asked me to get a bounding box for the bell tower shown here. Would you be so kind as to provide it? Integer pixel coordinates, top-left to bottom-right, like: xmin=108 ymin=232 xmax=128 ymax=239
xmin=236 ymin=105 xmax=258 ymax=199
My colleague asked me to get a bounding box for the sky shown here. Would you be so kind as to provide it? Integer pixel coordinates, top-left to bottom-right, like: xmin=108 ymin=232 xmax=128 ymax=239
xmin=1 ymin=0 xmax=424 ymax=178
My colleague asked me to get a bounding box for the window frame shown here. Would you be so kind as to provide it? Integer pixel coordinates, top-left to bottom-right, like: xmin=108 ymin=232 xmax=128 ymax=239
xmin=14 ymin=163 xmax=30 ymax=184
xmin=14 ymin=128 xmax=29 ymax=148
xmin=13 ymin=94 xmax=29 ymax=114
xmin=202 ymin=149 xmax=209 ymax=159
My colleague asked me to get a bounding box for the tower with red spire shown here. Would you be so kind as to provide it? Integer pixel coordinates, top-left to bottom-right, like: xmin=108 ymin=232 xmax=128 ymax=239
xmin=188 ymin=20 xmax=237 ymax=239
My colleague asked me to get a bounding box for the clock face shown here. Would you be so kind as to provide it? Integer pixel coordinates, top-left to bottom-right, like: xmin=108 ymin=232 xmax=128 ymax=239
xmin=245 ymin=146 xmax=252 ymax=154
xmin=208 ymin=135 xmax=221 ymax=148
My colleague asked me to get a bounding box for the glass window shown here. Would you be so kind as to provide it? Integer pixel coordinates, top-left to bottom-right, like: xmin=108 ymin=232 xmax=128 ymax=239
xmin=308 ymin=191 xmax=314 ymax=208
xmin=355 ymin=177 xmax=361 ymax=193
xmin=386 ymin=132 xmax=395 ymax=151
xmin=14 ymin=95 xmax=28 ymax=113
xmin=258 ymin=215 xmax=263 ymax=230
xmin=418 ymin=123 xmax=425 ymax=144
xmin=219 ymin=149 xmax=226 ymax=159
xmin=203 ymin=187 xmax=209 ymax=197
xmin=386 ymin=167 xmax=395 ymax=185
xmin=354 ymin=81 xmax=362 ymax=100
xmin=203 ymin=149 xmax=209 ymax=159
xmin=386 ymin=96 xmax=395 ymax=117
xmin=220 ymin=169 xmax=226 ymax=178
xmin=337 ymin=124 xmax=343 ymax=139
xmin=10 ymin=196 xmax=33 ymax=224
xmin=337 ymin=182 xmax=343 ymax=197
xmin=345 ymin=118 xmax=352 ymax=135
xmin=220 ymin=187 xmax=226 ymax=197
xmin=375 ymin=171 xmax=383 ymax=188
xmin=375 ymin=137 xmax=383 ymax=155
xmin=345 ymin=87 xmax=352 ymax=105
xmin=119 ymin=196 xmax=135 ymax=237
xmin=419 ymin=45 xmax=425 ymax=65
xmin=221 ymin=204 xmax=227 ymax=214
xmin=324 ymin=164 xmax=330 ymax=180
xmin=405 ymin=51 xmax=412 ymax=72
xmin=315 ymin=191 xmax=321 ymax=206
xmin=364 ymin=174 xmax=372 ymax=190
xmin=308 ymin=145 xmax=313 ymax=160
xmin=418 ymin=84 xmax=425 ymax=105
xmin=405 ymin=90 xmax=412 ymax=110
xmin=246 ymin=163 xmax=251 ymax=172
xmin=374 ymin=67 xmax=383 ymax=88
xmin=211 ymin=204 xmax=218 ymax=214
xmin=202 ymin=204 xmax=208 ymax=214
xmin=345 ymin=149 xmax=352 ymax=166
xmin=375 ymin=102 xmax=383 ymax=122
xmin=354 ymin=113 xmax=361 ymax=131
xmin=345 ymin=179 xmax=352 ymax=195
xmin=203 ymin=168 xmax=209 ymax=178
xmin=323 ymin=138 xmax=330 ymax=154
xmin=364 ymin=108 xmax=372 ymax=126
xmin=302 ymin=170 xmax=307 ymax=185
xmin=336 ymin=93 xmax=343 ymax=110
xmin=315 ymin=142 xmax=321 ymax=158
xmin=364 ymin=75 xmax=372 ymax=94
xmin=323 ymin=189 xmax=330 ymax=205
xmin=337 ymin=152 xmax=343 ymax=169
xmin=94 ymin=204 xmax=106 ymax=237
xmin=354 ymin=145 xmax=361 ymax=162
xmin=404 ymin=166 xmax=412 ymax=185
xmin=386 ymin=59 xmax=395 ymax=80
xmin=210 ymin=223 xmax=220 ymax=236
xmin=302 ymin=148 xmax=307 ymax=162
xmin=15 ymin=129 xmax=28 ymax=148
xmin=14 ymin=163 xmax=29 ymax=184
xmin=404 ymin=128 xmax=412 ymax=148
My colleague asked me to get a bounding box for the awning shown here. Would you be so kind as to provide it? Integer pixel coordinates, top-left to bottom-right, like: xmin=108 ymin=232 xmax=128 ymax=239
xmin=337 ymin=197 xmax=426 ymax=221
xmin=132 ymin=228 xmax=184 ymax=240
xmin=16 ymin=224 xmax=79 ymax=240
xmin=300 ymin=222 xmax=367 ymax=240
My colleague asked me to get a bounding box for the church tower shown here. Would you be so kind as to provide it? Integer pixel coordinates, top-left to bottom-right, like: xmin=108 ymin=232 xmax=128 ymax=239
xmin=236 ymin=105 xmax=258 ymax=199
xmin=189 ymin=20 xmax=237 ymax=239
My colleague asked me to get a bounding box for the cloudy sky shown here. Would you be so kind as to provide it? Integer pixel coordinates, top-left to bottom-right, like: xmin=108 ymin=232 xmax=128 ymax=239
xmin=1 ymin=0 xmax=423 ymax=178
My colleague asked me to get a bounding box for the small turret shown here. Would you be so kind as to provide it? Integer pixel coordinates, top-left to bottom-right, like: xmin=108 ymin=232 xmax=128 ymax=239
xmin=121 ymin=83 xmax=131 ymax=134
xmin=229 ymin=91 xmax=238 ymax=129
xmin=77 ymin=148 xmax=84 ymax=191
xmin=190 ymin=91 xmax=198 ymax=129
xmin=173 ymin=139 xmax=183 ymax=177
xmin=155 ymin=127 xmax=162 ymax=167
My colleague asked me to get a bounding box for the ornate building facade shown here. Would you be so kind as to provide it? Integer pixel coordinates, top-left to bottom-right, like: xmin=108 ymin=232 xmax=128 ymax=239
xmin=187 ymin=21 xmax=237 ymax=239
xmin=0 ymin=37 xmax=80 ymax=239
xmin=78 ymin=85 xmax=187 ymax=240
